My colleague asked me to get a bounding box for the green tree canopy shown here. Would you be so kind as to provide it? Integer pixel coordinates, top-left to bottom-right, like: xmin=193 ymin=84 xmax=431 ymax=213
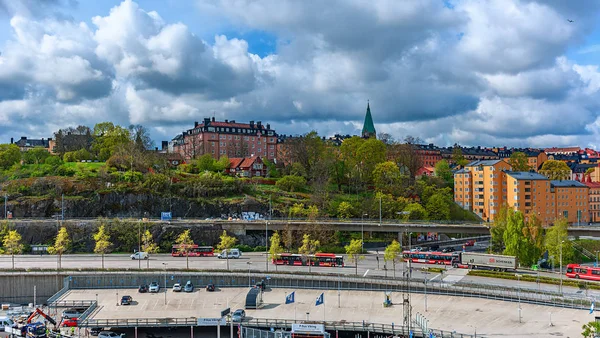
xmin=175 ymin=229 xmax=195 ymax=269
xmin=276 ymin=175 xmax=307 ymax=192
xmin=372 ymin=161 xmax=403 ymax=194
xmin=345 ymin=238 xmax=364 ymax=275
xmin=22 ymin=147 xmax=51 ymax=165
xmin=298 ymin=233 xmax=320 ymax=272
xmin=0 ymin=144 xmax=21 ymax=169
xmin=582 ymin=320 xmax=600 ymax=338
xmin=434 ymin=159 xmax=453 ymax=186
xmin=269 ymin=231 xmax=284 ymax=260
xmin=141 ymin=229 xmax=159 ymax=269
xmin=384 ymin=240 xmax=402 ymax=278
xmin=403 ymin=202 xmax=428 ymax=220
xmin=490 ymin=204 xmax=509 ymax=253
xmin=452 ymin=147 xmax=469 ymax=167
xmin=426 ymin=193 xmax=451 ymax=220
xmin=544 ymin=217 xmax=574 ymax=266
xmin=337 ymin=201 xmax=353 ymax=219
xmin=48 ymin=227 xmax=71 ymax=269
xmin=539 ymin=160 xmax=571 ymax=180
xmin=217 ymin=230 xmax=237 ymax=270
xmin=508 ymin=152 xmax=530 ymax=171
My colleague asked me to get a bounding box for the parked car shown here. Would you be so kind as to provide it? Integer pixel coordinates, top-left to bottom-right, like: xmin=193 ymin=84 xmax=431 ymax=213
xmin=61 ymin=318 xmax=78 ymax=327
xmin=120 ymin=295 xmax=133 ymax=305
xmin=62 ymin=309 xmax=82 ymax=319
xmin=411 ymin=246 xmax=424 ymax=252
xmin=98 ymin=331 xmax=125 ymax=338
xmin=232 ymin=309 xmax=246 ymax=322
xmin=206 ymin=283 xmax=215 ymax=292
xmin=90 ymin=328 xmax=102 ymax=336
xmin=138 ymin=285 xmax=148 ymax=293
xmin=184 ymin=281 xmax=194 ymax=293
xmin=130 ymin=252 xmax=148 ymax=260
xmin=429 ymin=244 xmax=440 ymax=251
xmin=465 ymin=240 xmax=475 ymax=247
xmin=172 ymin=283 xmax=182 ymax=292
xmin=255 ymin=280 xmax=266 ymax=291
xmin=149 ymin=282 xmax=160 ymax=293
xmin=442 ymin=247 xmax=456 ymax=253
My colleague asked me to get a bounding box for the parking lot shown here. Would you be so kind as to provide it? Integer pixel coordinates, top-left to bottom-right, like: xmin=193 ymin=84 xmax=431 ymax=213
xmin=56 ymin=286 xmax=589 ymax=337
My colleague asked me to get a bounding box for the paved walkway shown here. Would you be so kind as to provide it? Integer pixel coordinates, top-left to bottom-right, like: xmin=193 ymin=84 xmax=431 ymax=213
xmin=57 ymin=287 xmax=589 ymax=337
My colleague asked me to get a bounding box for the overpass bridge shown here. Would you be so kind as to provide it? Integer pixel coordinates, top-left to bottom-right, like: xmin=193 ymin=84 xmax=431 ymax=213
xmin=8 ymin=218 xmax=600 ymax=236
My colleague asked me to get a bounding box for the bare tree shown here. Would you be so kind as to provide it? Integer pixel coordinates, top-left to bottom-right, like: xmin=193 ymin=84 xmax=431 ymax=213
xmin=388 ymin=143 xmax=422 ymax=181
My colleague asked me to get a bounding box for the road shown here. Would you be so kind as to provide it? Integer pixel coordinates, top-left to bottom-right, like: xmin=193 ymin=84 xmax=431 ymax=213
xmin=1 ymin=250 xmax=595 ymax=298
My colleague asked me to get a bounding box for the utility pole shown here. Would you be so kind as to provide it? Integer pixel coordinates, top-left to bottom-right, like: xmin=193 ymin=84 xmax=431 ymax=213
xmin=61 ymin=193 xmax=64 ymax=220
xmin=559 ymin=240 xmax=564 ymax=294
xmin=379 ymin=195 xmax=382 ymax=226
xmin=516 ymin=274 xmax=522 ymax=323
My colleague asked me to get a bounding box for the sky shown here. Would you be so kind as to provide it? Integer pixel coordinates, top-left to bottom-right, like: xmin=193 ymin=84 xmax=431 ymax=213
xmin=1 ymin=0 xmax=600 ymax=149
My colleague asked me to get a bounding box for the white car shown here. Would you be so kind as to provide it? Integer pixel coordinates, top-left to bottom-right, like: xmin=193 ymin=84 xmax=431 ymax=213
xmin=149 ymin=282 xmax=160 ymax=293
xmin=98 ymin=332 xmax=125 ymax=338
xmin=172 ymin=283 xmax=182 ymax=292
xmin=130 ymin=252 xmax=148 ymax=260
xmin=217 ymin=249 xmax=241 ymax=259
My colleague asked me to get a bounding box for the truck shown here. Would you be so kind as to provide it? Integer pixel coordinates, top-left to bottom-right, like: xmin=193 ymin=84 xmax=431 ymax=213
xmin=453 ymin=252 xmax=517 ymax=272
xmin=5 ymin=308 xmax=58 ymax=338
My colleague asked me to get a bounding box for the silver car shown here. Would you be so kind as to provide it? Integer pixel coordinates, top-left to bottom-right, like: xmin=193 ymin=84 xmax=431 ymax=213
xmin=98 ymin=332 xmax=124 ymax=338
xmin=149 ymin=282 xmax=160 ymax=293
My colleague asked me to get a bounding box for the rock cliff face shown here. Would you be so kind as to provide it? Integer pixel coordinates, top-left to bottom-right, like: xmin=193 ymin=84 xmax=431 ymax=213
xmin=8 ymin=193 xmax=271 ymax=219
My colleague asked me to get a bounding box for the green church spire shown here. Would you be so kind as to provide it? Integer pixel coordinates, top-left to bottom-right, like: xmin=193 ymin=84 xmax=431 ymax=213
xmin=361 ymin=101 xmax=376 ymax=139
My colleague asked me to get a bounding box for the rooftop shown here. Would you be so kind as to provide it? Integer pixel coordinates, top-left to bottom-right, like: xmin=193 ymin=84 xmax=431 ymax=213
xmin=466 ymin=159 xmax=503 ymax=167
xmin=505 ymin=171 xmax=548 ymax=180
xmin=550 ymin=180 xmax=588 ymax=188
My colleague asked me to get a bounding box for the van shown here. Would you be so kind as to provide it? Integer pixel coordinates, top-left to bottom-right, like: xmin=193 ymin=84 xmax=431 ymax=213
xmin=130 ymin=251 xmax=148 ymax=260
xmin=218 ymin=249 xmax=241 ymax=259
xmin=0 ymin=317 xmax=15 ymax=331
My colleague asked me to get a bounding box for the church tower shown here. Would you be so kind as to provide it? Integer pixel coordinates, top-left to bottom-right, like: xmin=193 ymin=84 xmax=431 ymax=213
xmin=361 ymin=101 xmax=376 ymax=139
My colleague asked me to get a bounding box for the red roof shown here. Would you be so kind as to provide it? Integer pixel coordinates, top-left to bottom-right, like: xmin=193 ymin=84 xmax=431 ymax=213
xmin=544 ymin=147 xmax=581 ymax=153
xmin=583 ymin=181 xmax=600 ymax=189
xmin=229 ymin=158 xmax=244 ymax=169
xmin=229 ymin=156 xmax=261 ymax=169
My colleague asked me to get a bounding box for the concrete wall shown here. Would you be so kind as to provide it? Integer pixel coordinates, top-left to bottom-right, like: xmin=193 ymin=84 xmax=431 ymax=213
xmin=0 ymin=273 xmax=65 ymax=304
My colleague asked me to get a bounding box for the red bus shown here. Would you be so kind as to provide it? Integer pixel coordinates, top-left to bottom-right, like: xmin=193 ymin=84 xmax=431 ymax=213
xmin=402 ymin=250 xmax=457 ymax=265
xmin=566 ymin=264 xmax=600 ymax=281
xmin=272 ymin=253 xmax=344 ymax=267
xmin=171 ymin=245 xmax=214 ymax=257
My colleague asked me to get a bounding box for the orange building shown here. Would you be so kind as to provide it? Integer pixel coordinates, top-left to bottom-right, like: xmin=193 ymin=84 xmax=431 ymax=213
xmin=455 ymin=162 xmax=589 ymax=225
xmin=524 ymin=150 xmax=547 ymax=172
xmin=454 ymin=160 xmax=510 ymax=221
xmin=584 ymin=181 xmax=600 ymax=223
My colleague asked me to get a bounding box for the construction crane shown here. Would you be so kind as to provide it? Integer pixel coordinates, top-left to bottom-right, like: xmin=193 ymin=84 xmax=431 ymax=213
xmin=6 ymin=308 xmax=58 ymax=338
xmin=27 ymin=308 xmax=57 ymax=326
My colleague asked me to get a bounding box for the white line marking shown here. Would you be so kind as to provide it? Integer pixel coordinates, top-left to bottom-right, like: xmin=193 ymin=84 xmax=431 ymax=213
xmin=363 ymin=269 xmax=370 ymax=277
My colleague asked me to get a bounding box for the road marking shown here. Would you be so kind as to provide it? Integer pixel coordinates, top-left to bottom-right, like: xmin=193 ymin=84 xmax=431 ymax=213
xmin=429 ymin=274 xmax=441 ymax=282
xmin=363 ymin=269 xmax=370 ymax=277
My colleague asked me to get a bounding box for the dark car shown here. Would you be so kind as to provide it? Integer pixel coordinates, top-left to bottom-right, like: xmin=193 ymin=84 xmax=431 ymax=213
xmin=255 ymin=280 xmax=266 ymax=291
xmin=429 ymin=244 xmax=440 ymax=251
xmin=90 ymin=328 xmax=102 ymax=336
xmin=442 ymin=247 xmax=456 ymax=253
xmin=206 ymin=283 xmax=215 ymax=292
xmin=138 ymin=285 xmax=148 ymax=293
xmin=120 ymin=295 xmax=133 ymax=305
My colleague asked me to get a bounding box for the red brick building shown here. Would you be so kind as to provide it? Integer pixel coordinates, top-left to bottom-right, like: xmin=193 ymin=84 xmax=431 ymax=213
xmin=173 ymin=117 xmax=277 ymax=161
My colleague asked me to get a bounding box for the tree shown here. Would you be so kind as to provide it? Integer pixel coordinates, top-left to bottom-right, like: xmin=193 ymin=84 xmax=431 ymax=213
xmin=490 ymin=204 xmax=509 ymax=253
xmin=434 ymin=160 xmax=453 ymax=186
xmin=372 ymin=161 xmax=403 ymax=194
xmin=337 ymin=201 xmax=353 ymax=219
xmin=384 ymin=240 xmax=402 ymax=278
xmin=403 ymin=203 xmax=428 ymax=220
xmin=276 ymin=175 xmax=307 ymax=192
xmin=426 ymin=193 xmax=451 ymax=220
xmin=388 ymin=143 xmax=422 ymax=181
xmin=582 ymin=320 xmax=600 ymax=338
xmin=93 ymin=225 xmax=112 ymax=269
xmin=307 ymin=205 xmax=319 ymax=221
xmin=502 ymin=210 xmax=538 ymax=265
xmin=175 ymin=230 xmax=195 ymax=269
xmin=269 ymin=231 xmax=284 ymax=271
xmin=523 ymin=214 xmax=544 ymax=266
xmin=22 ymin=147 xmax=50 ymax=165
xmin=48 ymin=227 xmax=70 ymax=270
xmin=298 ymin=233 xmax=320 ymax=273
xmin=452 ymin=146 xmax=469 ymax=167
xmin=539 ymin=160 xmax=571 ymax=180
xmin=508 ymin=152 xmax=530 ymax=171
xmin=129 ymin=124 xmax=154 ymax=151
xmin=3 ymin=230 xmax=22 ymax=269
xmin=345 ymin=239 xmax=364 ymax=275
xmin=142 ymin=230 xmax=159 ymax=269
xmin=217 ymin=230 xmax=237 ymax=270
xmin=544 ymin=217 xmax=574 ymax=267
xmin=0 ymin=144 xmax=21 ymax=169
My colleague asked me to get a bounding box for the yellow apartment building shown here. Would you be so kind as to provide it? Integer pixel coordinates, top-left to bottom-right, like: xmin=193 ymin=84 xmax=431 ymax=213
xmin=454 ymin=160 xmax=511 ymax=221
xmin=455 ymin=161 xmax=589 ymax=225
xmin=585 ymin=182 xmax=600 ymax=223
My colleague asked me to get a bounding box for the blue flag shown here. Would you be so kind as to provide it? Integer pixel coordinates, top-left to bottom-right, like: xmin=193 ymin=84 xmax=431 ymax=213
xmin=286 ymin=291 xmax=295 ymax=304
xmin=590 ymin=301 xmax=595 ymax=314
xmin=316 ymin=292 xmax=324 ymax=306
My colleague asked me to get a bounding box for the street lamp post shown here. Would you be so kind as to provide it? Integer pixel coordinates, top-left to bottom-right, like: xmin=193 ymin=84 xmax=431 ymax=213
xmin=162 ymin=263 xmax=168 ymax=305
xmin=596 ymin=251 xmax=599 ymax=267
xmin=423 ymin=270 xmax=428 ymax=312
xmin=408 ymin=232 xmax=413 ymax=279
xmin=247 ymin=262 xmax=252 ymax=287
xmin=265 ymin=219 xmax=269 ymax=271
xmin=560 ymin=240 xmax=564 ymax=294
xmin=361 ymin=213 xmax=368 ymax=252
xmin=138 ymin=219 xmax=141 ymax=270
xmin=516 ymin=274 xmax=522 ymax=323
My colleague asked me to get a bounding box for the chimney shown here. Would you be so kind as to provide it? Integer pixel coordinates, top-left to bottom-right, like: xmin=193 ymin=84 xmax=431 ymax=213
xmin=204 ymin=118 xmax=210 ymax=125
xmin=250 ymin=121 xmax=255 ymax=128
xmin=48 ymin=138 xmax=52 ymax=141
xmin=194 ymin=121 xmax=199 ymax=128
xmin=257 ymin=121 xmax=262 ymax=129
xmin=162 ymin=141 xmax=168 ymax=150
xmin=21 ymin=136 xmax=26 ymax=140
xmin=10 ymin=138 xmax=13 ymax=144
xmin=212 ymin=117 xmax=216 ymax=122
xmin=266 ymin=123 xmax=270 ymax=130
xmin=230 ymin=120 xmax=235 ymax=123
xmin=225 ymin=119 xmax=228 ymax=123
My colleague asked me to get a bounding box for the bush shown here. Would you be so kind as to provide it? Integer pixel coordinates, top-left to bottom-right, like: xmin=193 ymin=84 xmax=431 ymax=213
xmin=276 ymin=175 xmax=307 ymax=192
xmin=45 ymin=156 xmax=63 ymax=166
xmin=55 ymin=164 xmax=76 ymax=177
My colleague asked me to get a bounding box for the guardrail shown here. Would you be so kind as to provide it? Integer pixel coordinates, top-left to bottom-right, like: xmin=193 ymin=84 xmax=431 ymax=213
xmin=47 ymin=276 xmax=70 ymax=304
xmin=80 ymin=318 xmax=197 ymax=327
